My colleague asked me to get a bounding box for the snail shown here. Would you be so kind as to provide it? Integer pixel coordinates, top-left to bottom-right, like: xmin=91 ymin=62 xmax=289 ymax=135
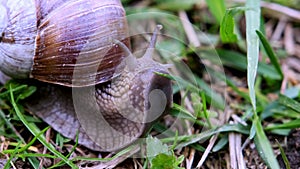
xmin=0 ymin=0 xmax=172 ymax=151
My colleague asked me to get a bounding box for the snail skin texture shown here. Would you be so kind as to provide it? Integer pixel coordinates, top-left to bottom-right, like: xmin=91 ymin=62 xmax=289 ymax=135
xmin=0 ymin=0 xmax=172 ymax=151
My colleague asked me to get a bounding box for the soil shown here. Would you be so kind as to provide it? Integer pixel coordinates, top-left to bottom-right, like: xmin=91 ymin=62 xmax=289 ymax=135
xmin=278 ymin=128 xmax=300 ymax=169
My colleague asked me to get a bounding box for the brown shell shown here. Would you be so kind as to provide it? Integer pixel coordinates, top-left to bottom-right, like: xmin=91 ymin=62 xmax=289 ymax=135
xmin=0 ymin=0 xmax=130 ymax=87
xmin=0 ymin=0 xmax=37 ymax=79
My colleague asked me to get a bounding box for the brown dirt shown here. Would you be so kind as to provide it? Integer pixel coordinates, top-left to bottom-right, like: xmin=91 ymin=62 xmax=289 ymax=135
xmin=278 ymin=128 xmax=300 ymax=169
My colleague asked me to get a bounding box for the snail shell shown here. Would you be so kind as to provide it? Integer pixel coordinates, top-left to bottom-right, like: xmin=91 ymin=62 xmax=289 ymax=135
xmin=0 ymin=0 xmax=129 ymax=87
xmin=0 ymin=0 xmax=172 ymax=151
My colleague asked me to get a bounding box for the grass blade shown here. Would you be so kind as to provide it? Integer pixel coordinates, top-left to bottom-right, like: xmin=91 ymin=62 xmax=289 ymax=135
xmin=278 ymin=94 xmax=300 ymax=113
xmin=205 ymin=0 xmax=226 ymax=24
xmin=167 ymin=124 xmax=250 ymax=149
xmin=245 ymin=0 xmax=280 ymax=168
xmin=9 ymin=85 xmax=78 ymax=169
xmin=265 ymin=119 xmax=300 ymax=130
xmin=220 ymin=7 xmax=244 ymax=43
xmin=201 ymin=49 xmax=282 ymax=80
xmin=245 ymin=0 xmax=260 ymax=112
xmin=3 ymin=143 xmax=21 ymax=169
xmin=256 ymin=30 xmax=284 ymax=79
xmin=253 ymin=116 xmax=280 ymax=169
xmin=276 ymin=140 xmax=291 ymax=169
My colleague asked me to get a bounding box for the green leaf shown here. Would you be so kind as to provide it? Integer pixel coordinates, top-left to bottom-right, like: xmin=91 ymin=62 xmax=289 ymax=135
xmin=205 ymin=0 xmax=226 ymax=24
xmin=249 ymin=122 xmax=256 ymax=139
xmin=1 ymin=80 xmax=36 ymax=101
xmin=278 ymin=94 xmax=300 ymax=113
xmin=195 ymin=76 xmax=225 ymax=110
xmin=256 ymin=30 xmax=284 ymax=79
xmin=254 ymin=116 xmax=280 ymax=169
xmin=171 ymin=104 xmax=197 ymax=121
xmin=151 ymin=153 xmax=184 ymax=169
xmin=2 ymin=127 xmax=49 ymax=155
xmin=16 ymin=86 xmax=36 ymax=101
xmin=163 ymin=73 xmax=225 ymax=110
xmin=158 ymin=39 xmax=185 ymax=58
xmin=146 ymin=136 xmax=171 ymax=161
xmin=212 ymin=135 xmax=228 ymax=152
xmin=270 ymin=129 xmax=291 ymax=136
xmin=220 ymin=11 xmax=236 ymax=42
xmin=3 ymin=142 xmax=21 ymax=169
xmin=265 ymin=119 xmax=300 ymax=130
xmin=171 ymin=124 xmax=250 ymax=149
xmin=276 ymin=140 xmax=291 ymax=169
xmin=201 ymin=49 xmax=282 ymax=80
xmin=245 ymin=1 xmax=280 ymax=167
xmin=245 ymin=0 xmax=260 ymax=112
xmin=220 ymin=7 xmax=244 ymax=43
xmin=146 ymin=136 xmax=184 ymax=169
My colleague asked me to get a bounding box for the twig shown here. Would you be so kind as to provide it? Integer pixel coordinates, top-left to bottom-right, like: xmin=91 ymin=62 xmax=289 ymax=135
xmin=179 ymin=11 xmax=201 ymax=47
xmin=231 ymin=0 xmax=300 ymax=22
xmin=280 ymin=64 xmax=288 ymax=94
xmin=261 ymin=1 xmax=300 ymax=22
xmin=186 ymin=148 xmax=196 ymax=169
xmin=270 ymin=18 xmax=287 ymax=41
xmin=284 ymin=23 xmax=295 ymax=55
xmin=196 ymin=134 xmax=218 ymax=168
xmin=229 ymin=121 xmax=237 ymax=169
xmin=235 ymin=134 xmax=246 ymax=169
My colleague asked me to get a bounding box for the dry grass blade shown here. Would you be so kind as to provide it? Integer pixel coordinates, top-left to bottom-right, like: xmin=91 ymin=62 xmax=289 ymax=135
xmin=284 ymin=23 xmax=295 ymax=55
xmin=232 ymin=0 xmax=300 ymax=22
xmin=179 ymin=11 xmax=201 ymax=47
xmin=85 ymin=146 xmax=140 ymax=169
xmin=229 ymin=127 xmax=237 ymax=169
xmin=228 ymin=120 xmax=246 ymax=169
xmin=196 ymin=134 xmax=218 ymax=168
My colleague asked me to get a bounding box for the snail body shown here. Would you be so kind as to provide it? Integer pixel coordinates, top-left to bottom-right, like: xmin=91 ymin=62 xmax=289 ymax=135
xmin=0 ymin=0 xmax=172 ymax=151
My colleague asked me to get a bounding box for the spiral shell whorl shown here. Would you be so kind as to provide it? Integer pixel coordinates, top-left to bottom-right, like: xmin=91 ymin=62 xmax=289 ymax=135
xmin=0 ymin=0 xmax=36 ymax=79
xmin=0 ymin=1 xmax=8 ymax=35
xmin=0 ymin=0 xmax=130 ymax=87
